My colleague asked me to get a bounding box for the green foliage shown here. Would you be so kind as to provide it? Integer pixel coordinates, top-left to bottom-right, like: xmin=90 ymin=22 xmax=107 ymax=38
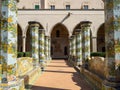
xmin=90 ymin=52 xmax=106 ymax=57
xmin=17 ymin=52 xmax=31 ymax=57
xmin=25 ymin=52 xmax=31 ymax=57
xmin=17 ymin=52 xmax=24 ymax=57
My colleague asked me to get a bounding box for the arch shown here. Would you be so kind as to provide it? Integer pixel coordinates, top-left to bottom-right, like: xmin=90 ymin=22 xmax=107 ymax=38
xmin=17 ymin=24 xmax=23 ymax=52
xmin=25 ymin=23 xmax=44 ymax=35
xmin=25 ymin=22 xmax=44 ymax=52
xmin=50 ymin=23 xmax=69 ymax=37
xmin=97 ymin=23 xmax=105 ymax=52
xmin=72 ymin=22 xmax=81 ymax=35
xmin=51 ymin=23 xmax=69 ymax=59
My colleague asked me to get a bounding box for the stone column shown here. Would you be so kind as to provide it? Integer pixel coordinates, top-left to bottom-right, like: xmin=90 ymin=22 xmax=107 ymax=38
xmin=81 ymin=21 xmax=92 ymax=66
xmin=48 ymin=37 xmax=51 ymax=60
xmin=22 ymin=35 xmax=26 ymax=52
xmin=76 ymin=31 xmax=82 ymax=66
xmin=28 ymin=21 xmax=39 ymax=67
xmin=0 ymin=0 xmax=24 ymax=89
xmin=92 ymin=37 xmax=97 ymax=52
xmin=102 ymin=1 xmax=120 ymax=89
xmin=45 ymin=36 xmax=49 ymax=60
xmin=39 ymin=29 xmax=45 ymax=69
xmin=71 ymin=36 xmax=74 ymax=60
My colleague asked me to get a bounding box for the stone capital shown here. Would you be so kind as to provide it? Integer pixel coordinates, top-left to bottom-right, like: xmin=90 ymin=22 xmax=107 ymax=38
xmin=17 ymin=0 xmax=19 ymax=2
xmin=22 ymin=35 xmax=26 ymax=38
xmin=80 ymin=21 xmax=92 ymax=27
xmin=45 ymin=36 xmax=49 ymax=38
xmin=92 ymin=37 xmax=97 ymax=39
xmin=39 ymin=29 xmax=45 ymax=34
xmin=74 ymin=29 xmax=81 ymax=35
xmin=71 ymin=35 xmax=75 ymax=38
xmin=28 ymin=21 xmax=40 ymax=27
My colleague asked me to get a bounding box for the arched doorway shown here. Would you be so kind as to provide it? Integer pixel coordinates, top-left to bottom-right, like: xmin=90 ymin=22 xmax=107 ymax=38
xmin=17 ymin=24 xmax=23 ymax=52
xmin=51 ymin=23 xmax=69 ymax=59
xmin=26 ymin=23 xmax=44 ymax=52
xmin=97 ymin=23 xmax=105 ymax=52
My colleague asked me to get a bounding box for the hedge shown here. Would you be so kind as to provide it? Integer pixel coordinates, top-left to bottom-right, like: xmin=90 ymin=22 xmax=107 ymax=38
xmin=90 ymin=52 xmax=106 ymax=57
xmin=17 ymin=52 xmax=31 ymax=57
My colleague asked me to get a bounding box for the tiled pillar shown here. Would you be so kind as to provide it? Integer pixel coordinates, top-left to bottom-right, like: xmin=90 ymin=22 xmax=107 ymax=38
xmin=73 ymin=35 xmax=76 ymax=58
xmin=69 ymin=37 xmax=72 ymax=61
xmin=45 ymin=36 xmax=49 ymax=60
xmin=76 ymin=32 xmax=82 ymax=66
xmin=0 ymin=0 xmax=24 ymax=89
xmin=28 ymin=21 xmax=39 ymax=67
xmin=39 ymin=30 xmax=45 ymax=69
xmin=102 ymin=1 xmax=120 ymax=89
xmin=81 ymin=21 xmax=92 ymax=66
xmin=0 ymin=0 xmax=18 ymax=83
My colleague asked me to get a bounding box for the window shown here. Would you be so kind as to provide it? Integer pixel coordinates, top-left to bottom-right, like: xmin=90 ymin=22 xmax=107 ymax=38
xmin=83 ymin=5 xmax=89 ymax=9
xmin=35 ymin=5 xmax=39 ymax=10
xmin=50 ymin=5 xmax=55 ymax=10
xmin=56 ymin=30 xmax=60 ymax=37
xmin=66 ymin=5 xmax=70 ymax=10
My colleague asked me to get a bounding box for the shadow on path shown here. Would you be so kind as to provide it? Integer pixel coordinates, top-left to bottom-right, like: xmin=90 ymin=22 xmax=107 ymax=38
xmin=65 ymin=60 xmax=92 ymax=90
xmin=27 ymin=59 xmax=92 ymax=90
xmin=26 ymin=85 xmax=69 ymax=90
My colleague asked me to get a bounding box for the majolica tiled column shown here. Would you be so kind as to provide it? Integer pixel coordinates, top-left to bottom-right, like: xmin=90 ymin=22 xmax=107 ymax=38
xmin=73 ymin=35 xmax=77 ymax=61
xmin=0 ymin=0 xmax=18 ymax=83
xmin=39 ymin=30 xmax=45 ymax=68
xmin=45 ymin=36 xmax=49 ymax=60
xmin=69 ymin=37 xmax=72 ymax=61
xmin=81 ymin=21 xmax=92 ymax=66
xmin=102 ymin=1 xmax=120 ymax=89
xmin=0 ymin=0 xmax=24 ymax=89
xmin=76 ymin=32 xmax=82 ymax=66
xmin=28 ymin=21 xmax=39 ymax=67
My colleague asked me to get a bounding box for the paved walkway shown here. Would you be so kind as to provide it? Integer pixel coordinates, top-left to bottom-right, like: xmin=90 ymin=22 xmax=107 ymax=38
xmin=31 ymin=60 xmax=92 ymax=90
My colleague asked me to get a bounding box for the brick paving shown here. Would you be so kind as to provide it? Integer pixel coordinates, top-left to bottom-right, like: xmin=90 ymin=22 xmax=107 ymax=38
xmin=31 ymin=60 xmax=93 ymax=90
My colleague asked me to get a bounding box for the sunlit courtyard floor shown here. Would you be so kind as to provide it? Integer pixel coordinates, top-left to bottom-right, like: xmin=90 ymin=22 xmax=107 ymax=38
xmin=30 ymin=59 xmax=92 ymax=90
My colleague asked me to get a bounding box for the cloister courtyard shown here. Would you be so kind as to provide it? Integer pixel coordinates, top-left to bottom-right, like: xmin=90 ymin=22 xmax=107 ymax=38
xmin=0 ymin=0 xmax=120 ymax=90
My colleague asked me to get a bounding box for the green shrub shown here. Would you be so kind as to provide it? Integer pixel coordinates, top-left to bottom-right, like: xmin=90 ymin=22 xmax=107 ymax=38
xmin=17 ymin=52 xmax=24 ymax=57
xmin=24 ymin=52 xmax=31 ymax=57
xmin=17 ymin=52 xmax=31 ymax=57
xmin=90 ymin=52 xmax=106 ymax=57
